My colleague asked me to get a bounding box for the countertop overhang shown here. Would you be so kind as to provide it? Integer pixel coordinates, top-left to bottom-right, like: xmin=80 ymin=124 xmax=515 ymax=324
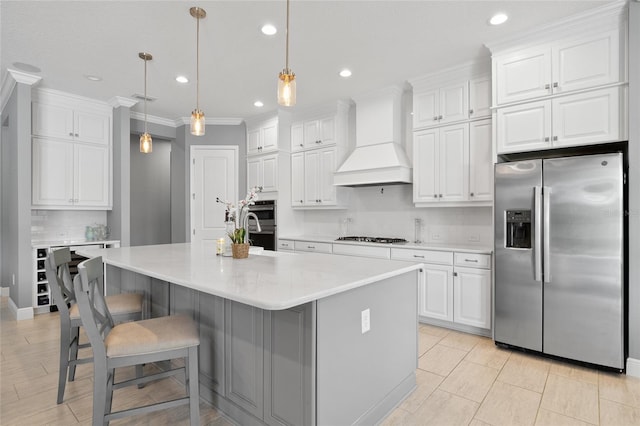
xmin=77 ymin=243 xmax=423 ymax=311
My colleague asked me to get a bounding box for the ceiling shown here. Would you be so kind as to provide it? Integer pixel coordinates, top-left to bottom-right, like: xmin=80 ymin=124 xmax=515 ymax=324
xmin=1 ymin=1 xmax=614 ymax=124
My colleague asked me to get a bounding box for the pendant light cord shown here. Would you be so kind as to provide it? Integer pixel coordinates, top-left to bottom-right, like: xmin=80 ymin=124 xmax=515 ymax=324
xmin=285 ymin=0 xmax=290 ymax=71
xmin=196 ymin=11 xmax=200 ymax=111
xmin=144 ymin=57 xmax=148 ymax=134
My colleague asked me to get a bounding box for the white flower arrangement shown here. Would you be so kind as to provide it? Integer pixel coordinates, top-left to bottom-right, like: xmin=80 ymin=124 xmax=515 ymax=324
xmin=217 ymin=186 xmax=262 ymax=244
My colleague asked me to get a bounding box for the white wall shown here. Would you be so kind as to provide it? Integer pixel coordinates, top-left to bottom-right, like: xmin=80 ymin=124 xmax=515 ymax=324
xmin=293 ymin=185 xmax=492 ymax=246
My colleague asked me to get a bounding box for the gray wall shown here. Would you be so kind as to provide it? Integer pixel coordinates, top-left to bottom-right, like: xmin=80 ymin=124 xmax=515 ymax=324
xmin=108 ymin=106 xmax=132 ymax=247
xmin=628 ymin=0 xmax=639 ymax=362
xmin=171 ymin=124 xmax=247 ymax=243
xmin=130 ymin=135 xmax=171 ymax=246
xmin=0 ymin=81 xmax=33 ymax=308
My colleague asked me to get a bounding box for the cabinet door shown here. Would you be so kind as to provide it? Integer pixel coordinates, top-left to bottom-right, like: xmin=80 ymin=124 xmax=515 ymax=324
xmin=495 ymin=48 xmax=552 ymax=104
xmin=552 ymin=87 xmax=619 ymax=148
xmin=419 ymin=264 xmax=453 ymax=322
xmin=32 ymin=138 xmax=74 ymax=206
xmin=469 ymin=76 xmax=492 ymax=119
xmin=225 ymin=300 xmax=264 ymax=419
xmin=199 ymin=292 xmax=226 ymax=395
xmin=261 ymin=154 xmax=278 ymax=192
xmin=74 ymin=109 xmax=110 ymax=145
xmin=247 ymin=157 xmax=261 ymax=189
xmin=75 ymin=144 xmax=110 ymax=207
xmin=319 ymin=116 xmax=336 ymax=145
xmin=247 ymin=128 xmax=261 ymax=155
xmin=291 ymin=123 xmax=304 ymax=152
xmin=262 ymin=121 xmax=279 ymax=152
xmin=468 ymin=120 xmax=493 ymax=202
xmin=553 ymin=30 xmax=620 ymax=94
xmin=496 ymin=100 xmax=552 ymax=154
xmin=439 ymin=82 xmax=468 ymax=124
xmin=291 ymin=153 xmax=305 ymax=206
xmin=413 ymin=129 xmax=439 ymax=203
xmin=303 ymin=150 xmax=320 ymax=205
xmin=454 ymin=267 xmax=491 ymax=329
xmin=413 ymin=89 xmax=439 ymax=129
xmin=438 ymin=124 xmax=468 ymax=202
xmin=318 ymin=148 xmax=337 ymax=204
xmin=303 ymin=120 xmax=320 ymax=148
xmin=32 ymin=102 xmax=75 ymax=140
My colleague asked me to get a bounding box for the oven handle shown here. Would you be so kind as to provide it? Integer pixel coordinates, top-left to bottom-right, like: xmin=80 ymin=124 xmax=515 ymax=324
xmin=249 ymin=229 xmax=275 ymax=235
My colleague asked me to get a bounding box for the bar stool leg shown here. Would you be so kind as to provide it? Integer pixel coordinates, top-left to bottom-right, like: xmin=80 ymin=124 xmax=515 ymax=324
xmin=68 ymin=326 xmax=80 ymax=381
xmin=57 ymin=324 xmax=71 ymax=404
xmin=188 ymin=346 xmax=200 ymax=426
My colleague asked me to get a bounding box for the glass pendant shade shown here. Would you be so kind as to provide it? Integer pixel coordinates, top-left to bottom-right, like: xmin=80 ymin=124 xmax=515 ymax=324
xmin=278 ymin=70 xmax=296 ymax=106
xmin=140 ymin=132 xmax=152 ymax=153
xmin=191 ymin=109 xmax=205 ymax=136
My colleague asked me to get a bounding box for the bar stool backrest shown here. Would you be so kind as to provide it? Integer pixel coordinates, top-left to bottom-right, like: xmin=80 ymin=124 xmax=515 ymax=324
xmin=45 ymin=247 xmax=76 ymax=318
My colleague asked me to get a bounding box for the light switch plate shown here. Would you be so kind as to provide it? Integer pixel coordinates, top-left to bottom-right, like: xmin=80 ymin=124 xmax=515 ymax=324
xmin=361 ymin=308 xmax=371 ymax=334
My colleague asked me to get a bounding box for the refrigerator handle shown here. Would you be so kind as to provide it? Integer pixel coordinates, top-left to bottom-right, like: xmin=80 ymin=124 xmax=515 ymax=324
xmin=543 ymin=186 xmax=551 ymax=283
xmin=534 ymin=186 xmax=543 ymax=282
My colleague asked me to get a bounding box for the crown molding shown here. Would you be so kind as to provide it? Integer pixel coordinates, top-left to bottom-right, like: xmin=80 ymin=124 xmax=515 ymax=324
xmin=130 ymin=111 xmax=179 ymax=128
xmin=408 ymin=59 xmax=491 ymax=90
xmin=1 ymin=69 xmax=42 ymax=113
xmin=108 ymin=96 xmax=138 ymax=109
xmin=178 ymin=116 xmax=244 ymax=126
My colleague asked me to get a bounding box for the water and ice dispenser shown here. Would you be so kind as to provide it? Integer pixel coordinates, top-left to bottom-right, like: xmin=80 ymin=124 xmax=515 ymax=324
xmin=505 ymin=210 xmax=532 ymax=249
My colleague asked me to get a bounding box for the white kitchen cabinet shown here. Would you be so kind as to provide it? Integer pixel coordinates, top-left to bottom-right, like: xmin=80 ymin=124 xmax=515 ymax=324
xmin=332 ymin=244 xmax=390 ymax=259
xmin=413 ymin=82 xmax=468 ymax=129
xmin=291 ymin=152 xmax=305 ymax=206
xmin=291 ymin=115 xmax=336 ymax=152
xmin=293 ymin=240 xmax=332 ymax=254
xmin=469 ymin=76 xmax=492 ymax=119
xmin=496 ymin=87 xmax=620 ymax=154
xmin=453 ymin=266 xmax=491 ymax=329
xmin=247 ymin=153 xmax=278 ymax=193
xmin=277 ymin=239 xmax=295 ymax=251
xmin=494 ymin=29 xmax=621 ymax=105
xmin=247 ymin=118 xmax=278 ymax=155
xmin=413 ymin=124 xmax=468 ymax=204
xmin=291 ymin=147 xmax=347 ymax=208
xmin=32 ymin=138 xmax=111 ymax=208
xmin=420 ymin=264 xmax=454 ymax=322
xmin=32 ymin=99 xmax=111 ymax=145
xmin=468 ymin=120 xmax=493 ymax=202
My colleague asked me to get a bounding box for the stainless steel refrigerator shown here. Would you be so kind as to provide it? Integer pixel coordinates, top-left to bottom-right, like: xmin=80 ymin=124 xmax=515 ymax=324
xmin=494 ymin=152 xmax=625 ymax=370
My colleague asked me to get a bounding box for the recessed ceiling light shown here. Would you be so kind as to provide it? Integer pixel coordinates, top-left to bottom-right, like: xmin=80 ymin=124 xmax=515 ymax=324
xmin=490 ymin=13 xmax=508 ymax=25
xmin=176 ymin=75 xmax=189 ymax=83
xmin=261 ymin=24 xmax=277 ymax=35
xmin=84 ymin=74 xmax=102 ymax=82
xmin=254 ymin=101 xmax=264 ymax=107
xmin=12 ymin=62 xmax=41 ymax=73
xmin=339 ymin=69 xmax=352 ymax=78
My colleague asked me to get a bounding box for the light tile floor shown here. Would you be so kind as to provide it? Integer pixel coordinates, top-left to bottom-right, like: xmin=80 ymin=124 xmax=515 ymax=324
xmin=2 ymin=297 xmax=640 ymax=425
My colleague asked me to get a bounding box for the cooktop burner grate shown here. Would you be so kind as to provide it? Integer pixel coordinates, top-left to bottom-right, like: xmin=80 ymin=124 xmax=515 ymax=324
xmin=336 ymin=236 xmax=408 ymax=244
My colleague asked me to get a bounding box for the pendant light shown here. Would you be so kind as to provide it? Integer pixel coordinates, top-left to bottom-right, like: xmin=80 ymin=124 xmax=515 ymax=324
xmin=139 ymin=52 xmax=153 ymax=153
xmin=190 ymin=6 xmax=206 ymax=136
xmin=277 ymin=0 xmax=296 ymax=106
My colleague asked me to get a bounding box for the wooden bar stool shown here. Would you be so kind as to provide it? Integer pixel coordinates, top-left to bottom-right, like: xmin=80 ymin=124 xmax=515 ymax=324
xmin=74 ymin=256 xmax=200 ymax=426
xmin=45 ymin=247 xmax=144 ymax=404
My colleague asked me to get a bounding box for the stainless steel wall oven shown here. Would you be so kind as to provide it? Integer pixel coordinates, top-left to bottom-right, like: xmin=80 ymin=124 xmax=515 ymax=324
xmin=248 ymin=200 xmax=277 ymax=251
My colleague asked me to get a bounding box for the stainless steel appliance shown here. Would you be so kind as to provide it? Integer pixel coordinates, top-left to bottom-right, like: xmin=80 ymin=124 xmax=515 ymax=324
xmin=248 ymin=200 xmax=276 ymax=251
xmin=494 ymin=152 xmax=625 ymax=370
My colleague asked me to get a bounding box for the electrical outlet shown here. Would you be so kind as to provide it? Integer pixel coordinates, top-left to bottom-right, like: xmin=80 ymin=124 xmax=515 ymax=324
xmin=468 ymin=234 xmax=480 ymax=242
xmin=431 ymin=232 xmax=441 ymax=241
xmin=361 ymin=308 xmax=371 ymax=334
xmin=12 ymin=274 xmax=15 ymax=286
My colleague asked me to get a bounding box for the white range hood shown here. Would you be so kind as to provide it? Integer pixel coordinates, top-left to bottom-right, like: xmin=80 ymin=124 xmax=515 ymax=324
xmin=334 ymin=85 xmax=412 ymax=187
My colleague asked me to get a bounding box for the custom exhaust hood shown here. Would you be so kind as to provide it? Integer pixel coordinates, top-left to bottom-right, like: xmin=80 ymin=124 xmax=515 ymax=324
xmin=334 ymin=85 xmax=412 ymax=187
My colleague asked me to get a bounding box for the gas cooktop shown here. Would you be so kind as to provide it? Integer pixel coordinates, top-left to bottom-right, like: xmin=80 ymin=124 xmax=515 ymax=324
xmin=336 ymin=236 xmax=408 ymax=244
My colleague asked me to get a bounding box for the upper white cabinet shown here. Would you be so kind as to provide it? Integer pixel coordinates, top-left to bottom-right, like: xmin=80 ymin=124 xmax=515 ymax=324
xmin=413 ymin=119 xmax=492 ymax=206
xmin=469 ymin=76 xmax=492 ymax=119
xmin=291 ymin=116 xmax=336 ymax=152
xmin=31 ymin=89 xmax=112 ymax=209
xmin=291 ymin=147 xmax=346 ymax=207
xmin=247 ymin=153 xmax=278 ymax=193
xmin=247 ymin=117 xmax=278 ymax=155
xmin=494 ymin=30 xmax=621 ymax=105
xmin=412 ymin=82 xmax=469 ymax=129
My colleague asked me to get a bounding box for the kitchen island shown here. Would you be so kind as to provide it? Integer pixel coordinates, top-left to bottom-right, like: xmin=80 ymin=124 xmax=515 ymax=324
xmin=77 ymin=243 xmax=422 ymax=426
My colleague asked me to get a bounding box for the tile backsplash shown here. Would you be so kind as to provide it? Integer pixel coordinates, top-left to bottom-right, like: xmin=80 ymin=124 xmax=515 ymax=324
xmin=296 ymin=185 xmax=493 ymax=246
xmin=31 ymin=210 xmax=108 ymax=242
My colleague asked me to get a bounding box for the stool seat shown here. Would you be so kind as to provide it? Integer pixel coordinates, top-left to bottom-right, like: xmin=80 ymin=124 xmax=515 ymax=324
xmin=69 ymin=293 xmax=144 ymax=321
xmin=106 ymin=315 xmax=199 ymax=358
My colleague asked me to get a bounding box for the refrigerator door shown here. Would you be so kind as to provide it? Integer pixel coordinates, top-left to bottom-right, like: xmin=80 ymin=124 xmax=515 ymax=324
xmin=543 ymin=153 xmax=624 ymax=369
xmin=494 ymin=160 xmax=543 ymax=351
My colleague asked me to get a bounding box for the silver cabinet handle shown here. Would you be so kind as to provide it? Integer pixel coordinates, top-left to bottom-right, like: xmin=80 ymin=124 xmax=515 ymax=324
xmin=553 ymin=136 xmax=558 ymax=141
xmin=453 ymin=272 xmax=458 ymax=277
xmin=433 ymin=116 xmax=439 ymax=121
xmin=438 ymin=194 xmax=443 ymax=198
xmin=553 ymin=82 xmax=558 ymax=88
xmin=299 ymin=143 xmax=303 ymax=147
xmin=545 ymin=84 xmax=550 ymax=90
xmin=464 ymin=258 xmax=478 ymax=263
xmin=69 ymin=132 xmax=74 ymax=136
xmin=544 ymin=137 xmax=550 ymax=142
xmin=307 ymin=245 xmax=315 ymax=249
xmin=470 ymin=192 xmax=474 ymax=197
xmin=433 ymin=194 xmax=437 ymax=198
xmin=75 ymin=133 xmax=79 ymax=137
xmin=469 ymin=108 xmax=474 ymax=115
xmin=438 ymin=115 xmax=443 ymax=120
xmin=413 ymin=254 xmax=425 ymax=259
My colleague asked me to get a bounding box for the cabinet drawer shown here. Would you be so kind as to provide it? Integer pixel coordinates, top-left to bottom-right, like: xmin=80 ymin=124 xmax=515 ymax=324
xmin=294 ymin=241 xmax=333 ymax=254
xmin=391 ymin=248 xmax=453 ymax=265
xmin=278 ymin=239 xmax=295 ymax=251
xmin=333 ymin=244 xmax=390 ymax=259
xmin=454 ymin=252 xmax=491 ymax=269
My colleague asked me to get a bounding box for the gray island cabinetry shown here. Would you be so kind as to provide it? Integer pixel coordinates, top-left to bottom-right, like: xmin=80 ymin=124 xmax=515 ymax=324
xmin=77 ymin=243 xmax=421 ymax=426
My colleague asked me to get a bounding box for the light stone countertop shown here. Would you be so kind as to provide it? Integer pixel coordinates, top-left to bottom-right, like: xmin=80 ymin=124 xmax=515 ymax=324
xmin=279 ymin=235 xmax=493 ymax=254
xmin=76 ymin=242 xmax=423 ymax=311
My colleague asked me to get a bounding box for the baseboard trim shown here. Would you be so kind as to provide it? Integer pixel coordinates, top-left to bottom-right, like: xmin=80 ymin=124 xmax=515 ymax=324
xmin=627 ymin=357 xmax=640 ymax=378
xmin=8 ymin=297 xmax=34 ymax=321
xmin=1 ymin=287 xmax=9 ymax=297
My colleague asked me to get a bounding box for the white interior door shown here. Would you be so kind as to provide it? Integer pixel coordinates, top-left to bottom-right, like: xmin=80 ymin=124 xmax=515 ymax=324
xmin=190 ymin=146 xmax=238 ymax=247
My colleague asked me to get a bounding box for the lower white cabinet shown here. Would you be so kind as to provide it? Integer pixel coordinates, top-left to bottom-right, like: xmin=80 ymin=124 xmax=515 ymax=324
xmin=32 ymin=138 xmax=111 ymax=209
xmin=453 ymin=266 xmax=491 ymax=329
xmin=419 ymin=264 xmax=454 ymax=322
xmin=496 ymin=87 xmax=621 ymax=154
xmin=247 ymin=153 xmax=278 ymax=193
xmin=293 ymin=240 xmax=332 ymax=254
